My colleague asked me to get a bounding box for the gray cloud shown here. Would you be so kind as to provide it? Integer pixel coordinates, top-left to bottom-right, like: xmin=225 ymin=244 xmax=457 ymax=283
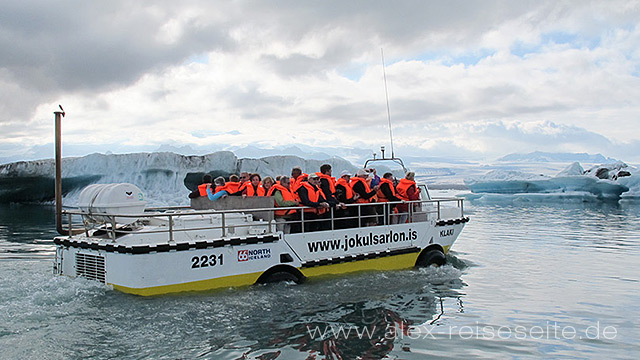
xmin=1 ymin=1 xmax=234 ymax=90
xmin=1 ymin=0 xmax=638 ymax=162
xmin=0 ymin=0 xmax=234 ymax=120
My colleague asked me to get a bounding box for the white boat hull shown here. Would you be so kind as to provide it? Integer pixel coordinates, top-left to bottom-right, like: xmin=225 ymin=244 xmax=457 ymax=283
xmin=54 ymin=211 xmax=468 ymax=296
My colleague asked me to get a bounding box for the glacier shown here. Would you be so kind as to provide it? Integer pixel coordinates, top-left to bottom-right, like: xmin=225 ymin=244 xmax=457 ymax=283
xmin=464 ymin=162 xmax=635 ymax=202
xmin=0 ymin=152 xmax=359 ymax=206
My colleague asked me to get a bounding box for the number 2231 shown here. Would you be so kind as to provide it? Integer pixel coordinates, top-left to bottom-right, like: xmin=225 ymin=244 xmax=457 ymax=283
xmin=191 ymin=254 xmax=223 ymax=269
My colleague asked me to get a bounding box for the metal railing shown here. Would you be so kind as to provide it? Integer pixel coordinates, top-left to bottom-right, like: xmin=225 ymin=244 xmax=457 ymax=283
xmin=59 ymin=197 xmax=465 ymax=242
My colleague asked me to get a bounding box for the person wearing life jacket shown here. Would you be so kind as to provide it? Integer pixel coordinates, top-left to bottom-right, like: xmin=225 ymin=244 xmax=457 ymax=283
xmin=335 ymin=170 xmax=360 ymax=229
xmin=335 ymin=170 xmax=358 ymax=203
xmin=396 ymin=171 xmax=421 ymax=223
xmin=219 ymin=174 xmax=241 ymax=194
xmin=242 ymin=173 xmax=266 ymax=197
xmin=229 ymin=173 xmax=265 ymax=196
xmin=262 ymin=176 xmax=275 ymax=194
xmin=376 ymin=172 xmax=400 ymax=202
xmin=351 ymin=169 xmax=380 ymax=226
xmin=266 ymin=175 xmax=300 ymax=233
xmin=315 ymin=164 xmax=346 ymax=229
xmin=295 ymin=173 xmax=330 ymax=232
xmin=377 ymin=172 xmax=402 ymax=224
xmin=316 ymin=164 xmax=345 ymax=209
xmin=189 ymin=174 xmax=213 ymax=199
xmin=290 ymin=166 xmax=308 ymax=195
xmin=230 ymin=172 xmax=251 ymax=195
xmin=239 ymin=172 xmax=250 ymax=184
xmin=351 ymin=169 xmax=379 ymax=203
xmin=205 ymin=176 xmax=228 ymax=201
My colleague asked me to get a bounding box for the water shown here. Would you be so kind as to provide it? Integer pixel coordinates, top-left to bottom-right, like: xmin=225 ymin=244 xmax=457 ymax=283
xmin=1 ymin=200 xmax=639 ymax=359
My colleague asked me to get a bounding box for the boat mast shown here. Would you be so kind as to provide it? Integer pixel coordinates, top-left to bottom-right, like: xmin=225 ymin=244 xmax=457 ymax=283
xmin=381 ymin=48 xmax=395 ymax=159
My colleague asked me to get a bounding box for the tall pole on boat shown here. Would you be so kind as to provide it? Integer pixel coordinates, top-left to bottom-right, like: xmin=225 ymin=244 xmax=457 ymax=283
xmin=54 ymin=107 xmax=65 ymax=235
xmin=381 ymin=48 xmax=395 ymax=158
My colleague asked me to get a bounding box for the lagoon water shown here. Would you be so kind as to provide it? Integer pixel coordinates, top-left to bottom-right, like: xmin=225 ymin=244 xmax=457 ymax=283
xmin=1 ymin=197 xmax=639 ymax=359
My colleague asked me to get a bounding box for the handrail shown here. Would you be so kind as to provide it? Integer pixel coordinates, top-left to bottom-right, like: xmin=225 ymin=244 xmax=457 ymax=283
xmin=61 ymin=197 xmax=463 ymax=218
xmin=59 ymin=197 xmax=465 ymax=241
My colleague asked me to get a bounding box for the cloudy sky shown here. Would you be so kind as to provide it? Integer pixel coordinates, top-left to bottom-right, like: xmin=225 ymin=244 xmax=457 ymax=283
xmin=1 ymin=0 xmax=639 ymax=164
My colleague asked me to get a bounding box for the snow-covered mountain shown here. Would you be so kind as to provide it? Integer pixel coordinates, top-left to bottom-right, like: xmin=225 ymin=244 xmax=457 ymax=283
xmin=497 ymin=151 xmax=615 ymax=163
xmin=0 ymin=152 xmax=358 ymax=206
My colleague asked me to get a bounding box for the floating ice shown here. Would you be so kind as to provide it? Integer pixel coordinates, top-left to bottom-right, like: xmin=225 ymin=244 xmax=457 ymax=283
xmin=464 ymin=162 xmax=633 ymax=201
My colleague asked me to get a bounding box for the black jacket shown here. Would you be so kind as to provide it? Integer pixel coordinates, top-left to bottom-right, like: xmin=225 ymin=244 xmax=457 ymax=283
xmin=380 ymin=182 xmax=401 ymax=202
xmin=319 ymin=178 xmax=338 ymax=206
xmin=352 ymin=180 xmax=377 ymax=200
xmin=296 ymin=184 xmax=327 ymax=208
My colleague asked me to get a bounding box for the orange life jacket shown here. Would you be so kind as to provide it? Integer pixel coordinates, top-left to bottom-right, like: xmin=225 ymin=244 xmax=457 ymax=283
xmin=335 ymin=177 xmax=354 ymax=200
xmin=214 ymin=185 xmax=225 ymax=194
xmin=268 ymin=184 xmax=296 ymax=216
xmin=244 ymin=184 xmax=266 ymax=197
xmin=376 ymin=178 xmax=397 ymax=202
xmin=223 ymin=181 xmax=241 ymax=194
xmin=290 ymin=174 xmax=308 ymax=193
xmin=315 ymin=172 xmax=336 ymax=199
xmin=350 ymin=177 xmax=373 ymax=203
xmin=396 ymin=178 xmax=416 ymax=201
xmin=296 ymin=182 xmax=325 ymax=214
xmin=198 ymin=183 xmax=209 ymax=197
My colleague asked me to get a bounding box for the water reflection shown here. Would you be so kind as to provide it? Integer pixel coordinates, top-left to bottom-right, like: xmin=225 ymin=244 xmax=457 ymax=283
xmin=215 ymin=264 xmax=467 ymax=359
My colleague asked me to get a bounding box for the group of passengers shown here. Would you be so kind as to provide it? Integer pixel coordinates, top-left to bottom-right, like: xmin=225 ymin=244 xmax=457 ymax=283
xmin=189 ymin=164 xmax=421 ymax=233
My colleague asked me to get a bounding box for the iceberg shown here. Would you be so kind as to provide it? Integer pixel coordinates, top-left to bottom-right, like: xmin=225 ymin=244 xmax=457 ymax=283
xmin=464 ymin=162 xmax=632 ymax=201
xmin=0 ymin=152 xmax=358 ymax=206
xmin=618 ymin=174 xmax=640 ymax=199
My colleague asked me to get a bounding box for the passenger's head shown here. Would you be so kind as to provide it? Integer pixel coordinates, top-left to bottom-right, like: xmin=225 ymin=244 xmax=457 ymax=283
xmin=240 ymin=172 xmax=250 ymax=183
xmin=320 ymin=164 xmax=332 ymax=175
xmin=291 ymin=166 xmax=302 ymax=178
xmin=383 ymin=172 xmax=393 ymax=180
xmin=214 ymin=176 xmax=225 ymax=186
xmin=340 ymin=170 xmax=352 ymax=181
xmin=356 ymin=169 xmax=368 ymax=178
xmin=262 ymin=176 xmax=274 ymax=190
xmin=250 ymin=173 xmax=261 ymax=186
xmin=308 ymin=173 xmax=320 ymax=186
xmin=229 ymin=174 xmax=239 ymax=182
xmin=202 ymin=174 xmax=213 ymax=184
xmin=279 ymin=176 xmax=290 ymax=189
xmin=405 ymin=171 xmax=415 ymax=181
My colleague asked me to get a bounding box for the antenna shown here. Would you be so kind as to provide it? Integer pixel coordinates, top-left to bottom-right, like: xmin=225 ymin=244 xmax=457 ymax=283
xmin=381 ymin=48 xmax=395 ymax=158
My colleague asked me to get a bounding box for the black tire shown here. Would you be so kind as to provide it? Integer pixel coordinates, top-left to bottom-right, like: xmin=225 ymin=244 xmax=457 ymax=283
xmin=257 ymin=266 xmax=305 ymax=284
xmin=262 ymin=271 xmax=299 ymax=283
xmin=416 ymin=249 xmax=446 ymax=268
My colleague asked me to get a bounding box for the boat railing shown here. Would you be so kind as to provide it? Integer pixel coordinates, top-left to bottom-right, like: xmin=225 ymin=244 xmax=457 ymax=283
xmin=59 ymin=198 xmax=465 ymax=242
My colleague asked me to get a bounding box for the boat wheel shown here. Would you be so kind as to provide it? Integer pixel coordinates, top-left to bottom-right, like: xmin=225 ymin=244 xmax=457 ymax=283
xmin=257 ymin=265 xmax=305 ymax=284
xmin=416 ymin=248 xmax=446 ymax=268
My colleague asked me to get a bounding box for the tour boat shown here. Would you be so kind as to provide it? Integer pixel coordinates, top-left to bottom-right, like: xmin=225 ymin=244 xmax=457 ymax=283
xmin=51 ymin=110 xmax=469 ymax=296
xmin=53 ymin=182 xmax=467 ymax=296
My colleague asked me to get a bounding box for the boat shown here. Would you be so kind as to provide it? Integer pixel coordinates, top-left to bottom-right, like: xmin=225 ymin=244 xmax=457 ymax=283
xmin=51 ymin=111 xmax=469 ymax=296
